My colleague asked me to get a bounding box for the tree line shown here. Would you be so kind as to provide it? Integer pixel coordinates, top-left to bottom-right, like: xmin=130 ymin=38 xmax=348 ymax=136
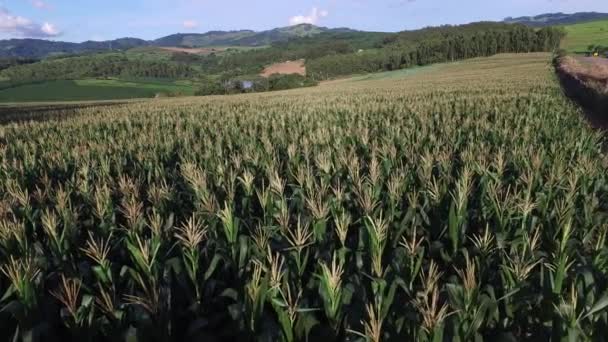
xmin=195 ymin=74 xmax=317 ymax=96
xmin=193 ymin=33 xmax=383 ymax=78
xmin=0 ymin=54 xmax=196 ymax=85
xmin=187 ymin=23 xmax=564 ymax=81
xmin=0 ymin=58 xmax=38 ymax=71
xmin=306 ymin=25 xmax=564 ymax=79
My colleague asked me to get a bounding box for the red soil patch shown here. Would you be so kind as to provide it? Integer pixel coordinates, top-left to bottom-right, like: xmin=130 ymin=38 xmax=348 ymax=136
xmin=559 ymin=56 xmax=608 ymax=92
xmin=261 ymin=60 xmax=306 ymax=77
xmin=159 ymin=47 xmax=226 ymax=55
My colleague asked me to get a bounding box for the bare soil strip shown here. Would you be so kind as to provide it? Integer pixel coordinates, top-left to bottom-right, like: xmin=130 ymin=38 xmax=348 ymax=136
xmin=556 ymin=56 xmax=608 ymax=129
xmin=559 ymin=56 xmax=608 ymax=91
xmin=260 ymin=60 xmax=306 ymax=77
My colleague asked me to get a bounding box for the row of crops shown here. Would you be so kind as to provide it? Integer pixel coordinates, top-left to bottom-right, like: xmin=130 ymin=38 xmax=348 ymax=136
xmin=1 ymin=53 xmax=608 ymax=341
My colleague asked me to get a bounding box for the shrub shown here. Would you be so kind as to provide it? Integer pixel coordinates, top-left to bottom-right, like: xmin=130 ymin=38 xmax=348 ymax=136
xmin=267 ymin=74 xmax=317 ymax=91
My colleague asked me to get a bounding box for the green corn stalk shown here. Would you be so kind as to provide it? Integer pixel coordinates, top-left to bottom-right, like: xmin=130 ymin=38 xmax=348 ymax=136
xmin=41 ymin=208 xmax=76 ymax=268
xmin=270 ymin=283 xmax=302 ymax=342
xmin=306 ymin=191 xmax=329 ymax=244
xmin=446 ymin=254 xmax=495 ymax=341
xmin=218 ymin=203 xmax=240 ymax=260
xmin=5 ymin=180 xmax=35 ymax=226
xmin=237 ymin=169 xmax=255 ymax=215
xmin=365 ymin=214 xmax=389 ymax=278
xmin=125 ymin=234 xmax=161 ymax=280
xmin=174 ymin=215 xmax=207 ymax=302
xmin=348 ymin=301 xmax=385 ymax=342
xmin=283 ymin=217 xmax=313 ymax=279
xmin=1 ymin=256 xmax=40 ymax=315
xmin=318 ymin=254 xmax=344 ymax=332
xmin=400 ymin=226 xmax=426 ymax=292
xmin=50 ymin=275 xmax=95 ymax=338
xmin=245 ymin=260 xmax=268 ymax=332
xmin=80 ymin=231 xmax=113 ymax=287
xmin=448 ymin=169 xmax=471 ymax=255
xmin=413 ymin=286 xmax=450 ymax=342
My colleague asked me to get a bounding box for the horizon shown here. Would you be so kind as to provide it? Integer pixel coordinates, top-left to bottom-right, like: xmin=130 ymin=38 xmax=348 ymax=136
xmin=1 ymin=0 xmax=607 ymax=43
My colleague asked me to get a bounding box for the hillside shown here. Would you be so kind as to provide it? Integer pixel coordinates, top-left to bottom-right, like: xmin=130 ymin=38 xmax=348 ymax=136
xmin=504 ymin=12 xmax=608 ymax=27
xmin=0 ymin=16 xmax=579 ymax=59
xmin=153 ymin=24 xmax=356 ymax=47
xmin=0 ymin=21 xmax=563 ymax=102
xmin=0 ymin=38 xmax=149 ymax=59
xmin=560 ymin=19 xmax=608 ymax=53
xmin=152 ymin=30 xmax=256 ymax=47
xmin=0 ymin=24 xmax=360 ymax=58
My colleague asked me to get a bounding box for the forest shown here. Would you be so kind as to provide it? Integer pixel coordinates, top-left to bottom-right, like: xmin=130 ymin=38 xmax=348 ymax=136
xmin=0 ymin=58 xmax=38 ymax=72
xmin=0 ymin=54 xmax=196 ymax=86
xmin=306 ymin=25 xmax=564 ymax=79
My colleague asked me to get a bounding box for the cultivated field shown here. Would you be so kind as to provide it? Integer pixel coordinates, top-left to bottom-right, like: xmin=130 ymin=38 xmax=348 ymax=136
xmin=0 ymin=79 xmax=195 ymax=102
xmin=561 ymin=19 xmax=608 ymax=53
xmin=1 ymin=53 xmax=607 ymax=341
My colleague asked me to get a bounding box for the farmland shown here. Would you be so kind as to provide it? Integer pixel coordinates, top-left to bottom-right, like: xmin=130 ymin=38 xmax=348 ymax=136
xmin=560 ymin=19 xmax=608 ymax=53
xmin=0 ymin=79 xmax=195 ymax=102
xmin=1 ymin=52 xmax=608 ymax=341
xmin=0 ymin=22 xmax=562 ymax=102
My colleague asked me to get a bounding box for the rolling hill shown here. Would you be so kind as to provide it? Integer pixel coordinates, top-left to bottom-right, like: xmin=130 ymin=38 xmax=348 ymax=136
xmin=152 ymin=30 xmax=256 ymax=47
xmin=504 ymin=12 xmax=608 ymax=27
xmin=1 ymin=15 xmax=586 ymax=60
xmin=0 ymin=38 xmax=149 ymax=59
xmin=0 ymin=24 xmax=359 ymax=59
xmin=152 ymin=24 xmax=355 ymax=47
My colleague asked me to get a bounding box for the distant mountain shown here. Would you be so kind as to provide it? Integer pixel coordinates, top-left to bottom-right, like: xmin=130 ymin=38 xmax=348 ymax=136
xmin=504 ymin=12 xmax=608 ymax=27
xmin=79 ymin=38 xmax=149 ymax=51
xmin=0 ymin=39 xmax=79 ymax=58
xmin=0 ymin=37 xmax=148 ymax=58
xmin=152 ymin=30 xmax=256 ymax=47
xmin=152 ymin=24 xmax=357 ymax=47
xmin=0 ymin=24 xmax=358 ymax=59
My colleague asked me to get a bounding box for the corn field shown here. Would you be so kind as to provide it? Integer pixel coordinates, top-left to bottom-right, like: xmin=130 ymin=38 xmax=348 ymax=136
xmin=1 ymin=53 xmax=608 ymax=341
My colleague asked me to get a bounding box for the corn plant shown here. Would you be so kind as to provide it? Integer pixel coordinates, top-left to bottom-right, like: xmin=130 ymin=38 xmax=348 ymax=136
xmin=0 ymin=53 xmax=607 ymax=340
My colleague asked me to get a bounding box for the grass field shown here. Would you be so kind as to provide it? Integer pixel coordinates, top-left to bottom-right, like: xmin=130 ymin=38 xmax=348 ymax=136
xmin=345 ymin=64 xmax=439 ymax=82
xmin=561 ymin=19 xmax=608 ymax=53
xmin=322 ymin=54 xmax=547 ymax=86
xmin=0 ymin=78 xmax=195 ymax=102
xmin=2 ymin=53 xmax=608 ymax=341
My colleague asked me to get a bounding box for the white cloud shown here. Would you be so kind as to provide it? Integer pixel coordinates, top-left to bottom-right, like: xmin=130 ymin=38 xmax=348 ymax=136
xmin=289 ymin=7 xmax=329 ymax=26
xmin=0 ymin=7 xmax=61 ymax=37
xmin=41 ymin=22 xmax=59 ymax=35
xmin=30 ymin=0 xmax=51 ymax=10
xmin=182 ymin=20 xmax=199 ymax=29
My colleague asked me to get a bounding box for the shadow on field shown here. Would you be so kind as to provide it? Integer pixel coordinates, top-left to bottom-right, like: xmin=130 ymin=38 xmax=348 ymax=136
xmin=0 ymin=102 xmax=126 ymax=125
xmin=555 ymin=64 xmax=608 ymax=130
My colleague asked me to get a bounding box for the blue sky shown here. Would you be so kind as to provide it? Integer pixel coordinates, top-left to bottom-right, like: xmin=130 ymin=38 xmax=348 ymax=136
xmin=1 ymin=0 xmax=608 ymax=42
